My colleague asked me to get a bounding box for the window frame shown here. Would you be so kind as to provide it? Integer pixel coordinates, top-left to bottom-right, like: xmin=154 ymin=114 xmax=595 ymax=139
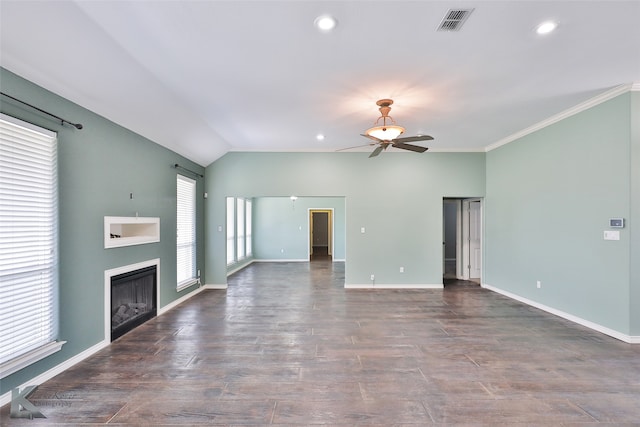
xmin=0 ymin=114 xmax=65 ymax=379
xmin=176 ymin=174 xmax=197 ymax=291
xmin=226 ymin=197 xmax=252 ymax=266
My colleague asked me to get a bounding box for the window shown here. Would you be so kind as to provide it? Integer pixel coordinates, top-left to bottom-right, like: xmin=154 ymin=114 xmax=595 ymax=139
xmin=176 ymin=174 xmax=196 ymax=290
xmin=226 ymin=197 xmax=235 ymax=265
xmin=236 ymin=198 xmax=245 ymax=260
xmin=0 ymin=114 xmax=63 ymax=378
xmin=226 ymin=197 xmax=252 ymax=265
xmin=246 ymin=200 xmax=252 ymax=257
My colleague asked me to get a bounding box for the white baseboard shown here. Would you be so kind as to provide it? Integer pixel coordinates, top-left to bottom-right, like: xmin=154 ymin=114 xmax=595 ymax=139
xmin=482 ymin=283 xmax=638 ymax=344
xmin=0 ymin=339 xmax=109 ymax=407
xmin=345 ymin=283 xmax=444 ymax=289
xmin=253 ymin=259 xmax=308 ymax=263
xmin=158 ymin=285 xmax=207 ymax=315
xmin=226 ymin=259 xmax=255 ymax=276
xmin=203 ymin=283 xmax=228 ymax=289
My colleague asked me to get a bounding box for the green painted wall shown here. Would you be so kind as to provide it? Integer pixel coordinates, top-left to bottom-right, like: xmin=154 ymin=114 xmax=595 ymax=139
xmin=485 ymin=93 xmax=633 ymax=335
xmin=630 ymin=91 xmax=640 ymax=336
xmin=253 ymin=197 xmax=346 ymax=260
xmin=205 ymin=151 xmax=485 ymax=287
xmin=0 ymin=68 xmax=205 ymax=394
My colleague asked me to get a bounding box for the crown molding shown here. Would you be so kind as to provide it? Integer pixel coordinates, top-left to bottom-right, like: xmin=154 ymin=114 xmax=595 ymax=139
xmin=486 ymin=83 xmax=634 ymax=152
xmin=632 ymin=82 xmax=640 ymax=91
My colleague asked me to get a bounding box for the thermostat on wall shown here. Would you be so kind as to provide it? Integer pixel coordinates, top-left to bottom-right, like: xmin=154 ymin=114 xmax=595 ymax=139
xmin=609 ymin=218 xmax=624 ymax=228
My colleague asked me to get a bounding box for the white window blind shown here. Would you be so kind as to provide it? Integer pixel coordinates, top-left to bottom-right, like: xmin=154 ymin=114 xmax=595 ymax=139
xmin=176 ymin=174 xmax=196 ymax=289
xmin=0 ymin=114 xmax=60 ymax=377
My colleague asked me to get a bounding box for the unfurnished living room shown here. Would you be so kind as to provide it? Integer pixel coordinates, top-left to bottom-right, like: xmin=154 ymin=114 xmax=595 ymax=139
xmin=1 ymin=1 xmax=639 ymax=425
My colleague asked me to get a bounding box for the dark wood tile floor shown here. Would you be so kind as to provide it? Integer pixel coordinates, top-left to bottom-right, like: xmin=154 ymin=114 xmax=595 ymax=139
xmin=3 ymin=261 xmax=640 ymax=426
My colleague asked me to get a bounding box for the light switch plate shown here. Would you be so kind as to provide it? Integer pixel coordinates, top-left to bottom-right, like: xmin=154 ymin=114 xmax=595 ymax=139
xmin=604 ymin=230 xmax=620 ymax=241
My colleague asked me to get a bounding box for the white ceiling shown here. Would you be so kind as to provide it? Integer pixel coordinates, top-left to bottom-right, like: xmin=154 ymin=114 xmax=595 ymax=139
xmin=2 ymin=1 xmax=639 ymax=166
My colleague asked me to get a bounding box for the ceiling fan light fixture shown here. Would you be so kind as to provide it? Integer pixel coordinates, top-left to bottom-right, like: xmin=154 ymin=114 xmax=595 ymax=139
xmin=365 ymin=124 xmax=405 ymax=141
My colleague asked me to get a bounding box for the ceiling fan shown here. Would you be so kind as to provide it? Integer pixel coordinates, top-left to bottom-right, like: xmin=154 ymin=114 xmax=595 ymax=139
xmin=359 ymin=99 xmax=433 ymax=158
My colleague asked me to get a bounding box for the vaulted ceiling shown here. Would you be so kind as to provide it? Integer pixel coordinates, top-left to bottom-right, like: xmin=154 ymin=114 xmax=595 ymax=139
xmin=2 ymin=1 xmax=639 ymax=166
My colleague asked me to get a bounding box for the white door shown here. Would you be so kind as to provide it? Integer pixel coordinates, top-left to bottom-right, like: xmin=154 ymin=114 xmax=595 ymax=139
xmin=468 ymin=200 xmax=482 ymax=281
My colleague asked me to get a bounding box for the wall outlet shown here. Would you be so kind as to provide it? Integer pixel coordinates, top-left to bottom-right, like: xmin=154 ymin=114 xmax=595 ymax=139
xmin=399 ymin=267 xmax=404 ymax=273
xmin=281 ymin=248 xmax=285 ymax=253
xmin=370 ymin=274 xmax=375 ymax=281
xmin=537 ymin=280 xmax=541 ymax=289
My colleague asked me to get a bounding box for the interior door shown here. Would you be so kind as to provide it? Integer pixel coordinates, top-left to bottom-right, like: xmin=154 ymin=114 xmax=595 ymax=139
xmin=468 ymin=200 xmax=482 ymax=281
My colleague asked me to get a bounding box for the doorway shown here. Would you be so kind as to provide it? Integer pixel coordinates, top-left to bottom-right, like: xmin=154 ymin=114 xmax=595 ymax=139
xmin=442 ymin=198 xmax=482 ymax=283
xmin=309 ymin=209 xmax=333 ymax=261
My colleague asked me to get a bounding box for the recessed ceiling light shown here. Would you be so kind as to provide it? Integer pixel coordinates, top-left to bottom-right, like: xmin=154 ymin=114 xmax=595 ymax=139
xmin=536 ymin=20 xmax=558 ymax=35
xmin=316 ymin=134 xmax=325 ymax=141
xmin=314 ymin=15 xmax=337 ymax=32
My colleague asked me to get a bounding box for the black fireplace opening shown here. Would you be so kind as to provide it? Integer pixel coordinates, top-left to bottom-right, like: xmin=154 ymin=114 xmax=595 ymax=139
xmin=111 ymin=265 xmax=157 ymax=341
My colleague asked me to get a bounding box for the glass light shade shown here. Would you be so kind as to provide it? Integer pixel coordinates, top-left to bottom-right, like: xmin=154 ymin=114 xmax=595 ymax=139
xmin=365 ymin=125 xmax=405 ymax=141
xmin=536 ymin=21 xmax=557 ymax=34
xmin=314 ymin=15 xmax=337 ymax=32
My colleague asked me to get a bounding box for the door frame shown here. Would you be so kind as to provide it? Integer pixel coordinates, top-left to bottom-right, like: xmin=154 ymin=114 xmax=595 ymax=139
xmin=443 ymin=199 xmax=463 ymax=279
xmin=308 ymin=208 xmax=334 ymax=260
xmin=461 ymin=198 xmax=483 ymax=282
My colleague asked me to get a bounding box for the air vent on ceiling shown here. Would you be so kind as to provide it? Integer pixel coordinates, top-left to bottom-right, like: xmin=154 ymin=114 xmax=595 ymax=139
xmin=437 ymin=8 xmax=474 ymax=31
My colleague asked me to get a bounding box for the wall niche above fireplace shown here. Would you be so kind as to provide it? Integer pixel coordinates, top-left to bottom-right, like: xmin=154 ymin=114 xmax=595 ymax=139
xmin=104 ymin=216 xmax=160 ymax=248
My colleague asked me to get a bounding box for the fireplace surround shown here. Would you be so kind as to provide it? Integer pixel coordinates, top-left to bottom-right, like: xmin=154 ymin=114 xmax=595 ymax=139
xmin=104 ymin=259 xmax=160 ymax=342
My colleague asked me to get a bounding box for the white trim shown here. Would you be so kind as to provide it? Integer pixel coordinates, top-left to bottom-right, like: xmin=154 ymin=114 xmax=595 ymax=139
xmin=104 ymin=259 xmax=160 ymax=343
xmin=631 ymin=82 xmax=640 ymax=91
xmin=345 ymin=283 xmax=444 ymax=289
xmin=253 ymin=259 xmax=309 ymax=263
xmin=0 ymin=341 xmax=66 ymax=379
xmin=485 ymin=83 xmax=634 ymax=152
xmin=176 ymin=278 xmax=199 ymax=292
xmin=229 ymin=147 xmax=485 ymax=153
xmin=203 ymin=283 xmax=228 ymax=289
xmin=426 ymin=147 xmax=485 ymax=153
xmin=226 ymin=258 xmax=255 ymax=276
xmin=0 ymin=339 xmax=108 ymax=407
xmin=0 ymin=112 xmax=56 ymax=137
xmin=482 ymin=283 xmax=638 ymax=344
xmin=104 ymin=216 xmax=160 ymax=249
xmin=158 ymin=285 xmax=206 ymax=315
xmin=308 ymin=207 xmax=335 ymax=260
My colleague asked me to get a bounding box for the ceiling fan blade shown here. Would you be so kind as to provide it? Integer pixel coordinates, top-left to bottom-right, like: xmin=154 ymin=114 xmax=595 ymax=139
xmin=392 ymin=135 xmax=434 ymax=143
xmin=336 ymin=143 xmax=374 ymax=152
xmin=392 ymin=142 xmax=429 ymax=153
xmin=361 ymin=133 xmax=383 ymax=143
xmin=369 ymin=145 xmax=384 ymax=158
